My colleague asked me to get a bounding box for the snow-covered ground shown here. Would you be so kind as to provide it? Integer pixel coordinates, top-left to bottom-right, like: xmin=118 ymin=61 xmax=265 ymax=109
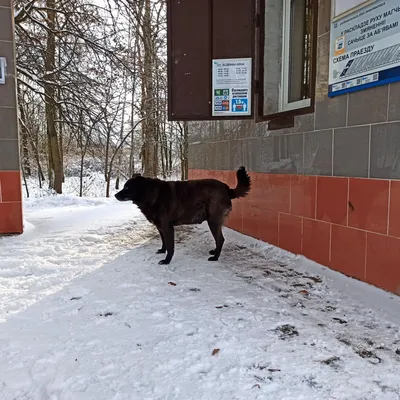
xmin=1 ymin=189 xmax=400 ymax=399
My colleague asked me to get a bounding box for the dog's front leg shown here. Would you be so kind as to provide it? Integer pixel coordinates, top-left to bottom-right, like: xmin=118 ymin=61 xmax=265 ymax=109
xmin=158 ymin=224 xmax=175 ymax=265
xmin=156 ymin=226 xmax=166 ymax=254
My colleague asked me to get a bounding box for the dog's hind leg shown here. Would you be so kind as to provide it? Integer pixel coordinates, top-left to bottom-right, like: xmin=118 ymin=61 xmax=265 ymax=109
xmin=158 ymin=224 xmax=175 ymax=265
xmin=156 ymin=226 xmax=166 ymax=254
xmin=209 ymin=207 xmax=231 ymax=256
xmin=207 ymin=220 xmax=224 ymax=261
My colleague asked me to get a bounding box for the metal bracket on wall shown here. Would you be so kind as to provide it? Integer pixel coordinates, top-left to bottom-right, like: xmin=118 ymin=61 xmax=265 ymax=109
xmin=0 ymin=57 xmax=7 ymax=85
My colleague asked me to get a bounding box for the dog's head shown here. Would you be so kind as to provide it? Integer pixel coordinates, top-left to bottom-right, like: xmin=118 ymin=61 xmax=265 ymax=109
xmin=114 ymin=174 xmax=144 ymax=203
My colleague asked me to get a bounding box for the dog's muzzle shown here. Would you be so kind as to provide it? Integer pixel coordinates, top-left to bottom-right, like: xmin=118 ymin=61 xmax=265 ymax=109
xmin=115 ymin=193 xmax=130 ymax=202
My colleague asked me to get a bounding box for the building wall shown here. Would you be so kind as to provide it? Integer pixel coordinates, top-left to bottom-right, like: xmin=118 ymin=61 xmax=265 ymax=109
xmin=0 ymin=0 xmax=22 ymax=234
xmin=188 ymin=0 xmax=400 ymax=295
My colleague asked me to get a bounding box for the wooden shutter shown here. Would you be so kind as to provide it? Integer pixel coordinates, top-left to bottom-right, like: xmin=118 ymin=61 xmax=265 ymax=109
xmin=167 ymin=0 xmax=255 ymax=121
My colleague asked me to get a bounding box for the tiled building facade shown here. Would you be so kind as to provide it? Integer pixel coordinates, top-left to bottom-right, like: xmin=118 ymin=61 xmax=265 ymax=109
xmin=0 ymin=0 xmax=22 ymax=234
xmin=188 ymin=0 xmax=400 ymax=295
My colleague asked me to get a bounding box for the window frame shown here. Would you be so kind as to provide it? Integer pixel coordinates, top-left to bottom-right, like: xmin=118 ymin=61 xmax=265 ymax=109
xmin=280 ymin=0 xmax=312 ymax=112
xmin=255 ymin=0 xmax=318 ymax=122
xmin=0 ymin=57 xmax=6 ymax=85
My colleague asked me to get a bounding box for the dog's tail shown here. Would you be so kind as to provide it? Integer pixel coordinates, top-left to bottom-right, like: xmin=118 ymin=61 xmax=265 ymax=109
xmin=229 ymin=166 xmax=251 ymax=199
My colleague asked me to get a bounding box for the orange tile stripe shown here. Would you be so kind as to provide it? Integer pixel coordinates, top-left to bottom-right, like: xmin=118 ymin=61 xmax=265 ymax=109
xmin=189 ymin=169 xmax=400 ymax=296
xmin=0 ymin=170 xmax=23 ymax=234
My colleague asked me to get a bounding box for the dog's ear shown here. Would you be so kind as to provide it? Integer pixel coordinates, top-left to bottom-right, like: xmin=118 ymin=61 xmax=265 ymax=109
xmin=132 ymin=173 xmax=142 ymax=178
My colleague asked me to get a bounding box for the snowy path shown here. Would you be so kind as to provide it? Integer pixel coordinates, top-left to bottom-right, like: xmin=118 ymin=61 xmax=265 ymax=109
xmin=1 ymin=197 xmax=400 ymax=399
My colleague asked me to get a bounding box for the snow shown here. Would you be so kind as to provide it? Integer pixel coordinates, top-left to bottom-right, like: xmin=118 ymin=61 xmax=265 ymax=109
xmin=23 ymin=173 xmax=117 ymax=200
xmin=1 ymin=190 xmax=400 ymax=399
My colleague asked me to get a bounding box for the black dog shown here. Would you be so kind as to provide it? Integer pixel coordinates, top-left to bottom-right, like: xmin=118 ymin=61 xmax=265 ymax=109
xmin=115 ymin=166 xmax=251 ymax=265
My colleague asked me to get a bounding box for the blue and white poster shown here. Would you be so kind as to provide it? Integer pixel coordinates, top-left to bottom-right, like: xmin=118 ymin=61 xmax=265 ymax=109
xmin=232 ymin=98 xmax=248 ymax=113
xmin=212 ymin=58 xmax=252 ymax=116
xmin=329 ymin=0 xmax=400 ymax=97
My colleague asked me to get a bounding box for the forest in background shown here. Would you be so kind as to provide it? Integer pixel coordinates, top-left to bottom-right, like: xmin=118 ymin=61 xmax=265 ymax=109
xmin=14 ymin=0 xmax=188 ymax=197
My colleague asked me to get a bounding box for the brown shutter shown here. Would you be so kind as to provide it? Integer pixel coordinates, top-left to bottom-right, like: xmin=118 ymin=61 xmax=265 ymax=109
xmin=167 ymin=0 xmax=255 ymax=121
xmin=212 ymin=0 xmax=255 ymax=59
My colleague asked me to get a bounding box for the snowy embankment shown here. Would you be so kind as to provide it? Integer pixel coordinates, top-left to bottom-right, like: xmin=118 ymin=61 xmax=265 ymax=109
xmin=0 ymin=178 xmax=400 ymax=399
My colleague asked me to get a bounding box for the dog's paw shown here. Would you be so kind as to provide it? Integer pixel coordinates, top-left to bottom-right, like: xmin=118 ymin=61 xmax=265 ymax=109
xmin=209 ymin=249 xmax=216 ymax=255
xmin=208 ymin=256 xmax=219 ymax=262
xmin=158 ymin=259 xmax=170 ymax=265
xmin=156 ymin=249 xmax=166 ymax=254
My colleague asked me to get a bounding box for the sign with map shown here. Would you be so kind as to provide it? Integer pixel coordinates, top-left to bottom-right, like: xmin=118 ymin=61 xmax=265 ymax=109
xmin=329 ymin=0 xmax=400 ymax=97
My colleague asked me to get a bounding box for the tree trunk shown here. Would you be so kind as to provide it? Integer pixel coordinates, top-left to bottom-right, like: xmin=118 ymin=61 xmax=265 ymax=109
xmin=18 ymin=94 xmax=31 ymax=176
xmin=106 ymin=171 xmax=112 ymax=198
xmin=181 ymin=121 xmax=188 ymax=180
xmin=27 ymin=131 xmax=45 ymax=184
xmin=169 ymin=141 xmax=172 ymax=174
xmin=79 ymin=151 xmax=85 ymax=197
xmin=57 ymin=41 xmax=65 ymax=184
xmin=104 ymin=128 xmax=110 ymax=182
xmin=141 ymin=0 xmax=157 ymax=177
xmin=21 ymin=164 xmax=29 ymax=198
xmin=78 ymin=113 xmax=86 ymax=197
xmin=115 ymin=66 xmax=128 ymax=190
xmin=129 ymin=36 xmax=138 ymax=177
xmin=44 ymin=0 xmax=62 ymax=193
xmin=58 ymin=98 xmax=64 ymax=183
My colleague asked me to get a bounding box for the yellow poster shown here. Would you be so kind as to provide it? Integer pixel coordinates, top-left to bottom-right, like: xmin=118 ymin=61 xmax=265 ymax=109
xmin=334 ymin=36 xmax=345 ymax=56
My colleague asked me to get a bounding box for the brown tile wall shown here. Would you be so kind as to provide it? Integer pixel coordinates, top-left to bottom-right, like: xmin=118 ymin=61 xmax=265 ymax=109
xmin=0 ymin=0 xmax=23 ymax=234
xmin=189 ymin=169 xmax=400 ymax=295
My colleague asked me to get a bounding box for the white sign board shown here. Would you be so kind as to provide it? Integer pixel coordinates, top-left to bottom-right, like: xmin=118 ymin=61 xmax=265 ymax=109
xmin=0 ymin=57 xmax=6 ymax=85
xmin=212 ymin=58 xmax=252 ymax=116
xmin=329 ymin=0 xmax=400 ymax=97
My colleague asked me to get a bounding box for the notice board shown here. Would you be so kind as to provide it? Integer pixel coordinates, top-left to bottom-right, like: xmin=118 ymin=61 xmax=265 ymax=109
xmin=329 ymin=0 xmax=400 ymax=97
xmin=212 ymin=58 xmax=252 ymax=117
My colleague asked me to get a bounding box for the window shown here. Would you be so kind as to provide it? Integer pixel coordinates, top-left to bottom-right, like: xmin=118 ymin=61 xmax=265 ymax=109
xmin=260 ymin=0 xmax=316 ymax=117
xmin=0 ymin=57 xmax=6 ymax=85
xmin=281 ymin=0 xmax=313 ymax=110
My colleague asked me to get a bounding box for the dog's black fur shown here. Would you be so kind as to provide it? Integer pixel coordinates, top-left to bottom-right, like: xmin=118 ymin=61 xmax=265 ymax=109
xmin=115 ymin=166 xmax=251 ymax=265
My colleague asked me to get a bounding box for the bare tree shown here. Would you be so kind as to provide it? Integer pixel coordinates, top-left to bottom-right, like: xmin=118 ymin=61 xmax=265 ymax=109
xmin=15 ymin=0 xmax=189 ymax=197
